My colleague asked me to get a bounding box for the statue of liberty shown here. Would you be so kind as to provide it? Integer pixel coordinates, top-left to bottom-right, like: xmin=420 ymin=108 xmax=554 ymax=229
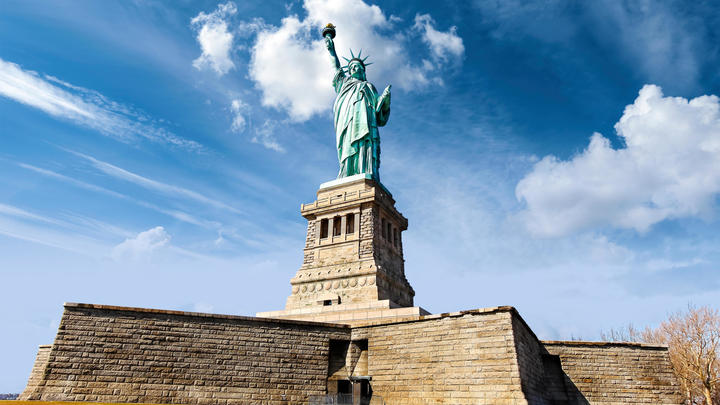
xmin=323 ymin=24 xmax=391 ymax=181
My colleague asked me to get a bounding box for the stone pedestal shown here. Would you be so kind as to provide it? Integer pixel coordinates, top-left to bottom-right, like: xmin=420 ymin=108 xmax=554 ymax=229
xmin=257 ymin=174 xmax=427 ymax=324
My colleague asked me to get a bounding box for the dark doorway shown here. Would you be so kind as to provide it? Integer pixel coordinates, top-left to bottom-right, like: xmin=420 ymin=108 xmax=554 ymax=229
xmin=337 ymin=380 xmax=352 ymax=394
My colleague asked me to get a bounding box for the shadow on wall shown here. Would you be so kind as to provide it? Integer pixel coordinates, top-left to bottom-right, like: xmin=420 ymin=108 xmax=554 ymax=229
xmin=542 ymin=354 xmax=589 ymax=405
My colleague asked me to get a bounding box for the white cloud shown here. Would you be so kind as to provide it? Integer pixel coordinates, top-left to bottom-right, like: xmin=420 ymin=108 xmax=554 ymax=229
xmin=413 ymin=14 xmax=465 ymax=63
xmin=516 ymin=84 xmax=720 ymax=237
xmin=246 ymin=0 xmax=455 ymax=121
xmin=112 ymin=226 xmax=171 ymax=260
xmin=252 ymin=120 xmax=285 ymax=152
xmin=193 ymin=302 xmax=215 ymax=313
xmin=0 ymin=58 xmax=202 ymax=151
xmin=230 ymin=98 xmax=248 ymax=132
xmin=191 ymin=2 xmax=237 ymax=76
xmin=385 ymin=151 xmax=634 ymax=277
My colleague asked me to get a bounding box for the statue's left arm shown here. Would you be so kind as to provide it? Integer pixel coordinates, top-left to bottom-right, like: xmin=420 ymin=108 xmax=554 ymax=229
xmin=376 ymin=84 xmax=391 ymax=127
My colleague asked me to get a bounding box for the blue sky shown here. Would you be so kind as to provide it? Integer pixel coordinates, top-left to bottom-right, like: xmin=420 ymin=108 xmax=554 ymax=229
xmin=2 ymin=0 xmax=720 ymax=392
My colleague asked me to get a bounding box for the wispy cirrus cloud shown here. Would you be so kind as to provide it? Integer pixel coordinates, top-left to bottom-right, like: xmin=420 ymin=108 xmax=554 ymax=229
xmin=15 ymin=156 xmax=300 ymax=252
xmin=0 ymin=203 xmax=65 ymax=228
xmin=0 ymin=202 xmax=212 ymax=261
xmin=251 ymin=120 xmax=284 ymax=152
xmin=67 ymin=150 xmax=242 ymax=215
xmin=0 ymin=58 xmax=202 ymax=152
xmin=472 ymin=0 xmax=707 ymax=91
xmin=0 ymin=201 xmax=132 ymax=241
xmin=0 ymin=203 xmax=116 ymax=255
xmin=17 ymin=162 xmax=219 ymax=229
xmin=229 ymin=98 xmax=249 ymax=133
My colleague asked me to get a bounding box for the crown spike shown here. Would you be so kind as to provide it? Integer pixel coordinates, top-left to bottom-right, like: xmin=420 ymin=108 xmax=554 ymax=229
xmin=357 ymin=49 xmax=362 ymax=58
xmin=342 ymin=57 xmax=351 ymax=63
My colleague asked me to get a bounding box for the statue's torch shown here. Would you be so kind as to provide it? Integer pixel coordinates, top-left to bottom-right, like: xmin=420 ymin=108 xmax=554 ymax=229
xmin=322 ymin=23 xmax=336 ymax=39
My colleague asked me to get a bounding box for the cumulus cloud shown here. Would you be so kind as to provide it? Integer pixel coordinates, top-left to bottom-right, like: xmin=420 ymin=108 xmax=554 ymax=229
xmin=414 ymin=14 xmax=465 ymax=62
xmin=0 ymin=59 xmax=202 ymax=151
xmin=246 ymin=0 xmax=461 ymax=121
xmin=112 ymin=226 xmax=171 ymax=260
xmin=191 ymin=2 xmax=237 ymax=75
xmin=516 ymin=85 xmax=720 ymax=237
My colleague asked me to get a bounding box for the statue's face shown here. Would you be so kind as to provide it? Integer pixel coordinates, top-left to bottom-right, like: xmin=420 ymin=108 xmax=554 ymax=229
xmin=349 ymin=62 xmax=365 ymax=79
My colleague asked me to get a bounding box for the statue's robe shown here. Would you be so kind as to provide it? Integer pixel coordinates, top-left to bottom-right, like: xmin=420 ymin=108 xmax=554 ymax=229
xmin=333 ymin=69 xmax=390 ymax=180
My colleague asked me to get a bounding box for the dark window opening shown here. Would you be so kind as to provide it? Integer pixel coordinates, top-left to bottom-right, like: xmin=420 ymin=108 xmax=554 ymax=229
xmin=323 ymin=299 xmax=332 ymax=306
xmin=320 ymin=219 xmax=329 ymax=239
xmin=393 ymin=228 xmax=398 ymax=247
xmin=337 ymin=380 xmax=352 ymax=394
xmin=333 ymin=216 xmax=342 ymax=236
xmin=346 ymin=214 xmax=355 ymax=234
xmin=381 ymin=218 xmax=386 ymax=239
xmin=386 ymin=222 xmax=392 ymax=242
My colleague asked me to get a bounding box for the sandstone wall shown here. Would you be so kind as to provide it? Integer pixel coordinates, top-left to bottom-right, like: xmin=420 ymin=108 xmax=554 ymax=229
xmin=19 ymin=302 xmax=684 ymax=405
xmin=19 ymin=345 xmax=51 ymax=400
xmin=351 ymin=307 xmax=530 ymax=405
xmin=351 ymin=307 xmax=683 ymax=405
xmin=21 ymin=303 xmax=350 ymax=405
xmin=543 ymin=340 xmax=682 ymax=404
xmin=510 ymin=312 xmax=547 ymax=403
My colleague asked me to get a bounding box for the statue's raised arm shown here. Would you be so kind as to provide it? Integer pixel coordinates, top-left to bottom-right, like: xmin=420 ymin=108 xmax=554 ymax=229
xmin=322 ymin=23 xmax=391 ymax=182
xmin=323 ymin=24 xmax=341 ymax=71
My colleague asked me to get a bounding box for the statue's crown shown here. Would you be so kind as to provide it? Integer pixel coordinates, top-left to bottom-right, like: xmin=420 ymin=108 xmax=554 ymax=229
xmin=342 ymin=49 xmax=372 ymax=69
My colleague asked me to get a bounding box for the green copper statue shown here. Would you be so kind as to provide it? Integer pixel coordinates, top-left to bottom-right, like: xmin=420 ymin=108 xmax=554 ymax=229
xmin=323 ymin=24 xmax=391 ymax=181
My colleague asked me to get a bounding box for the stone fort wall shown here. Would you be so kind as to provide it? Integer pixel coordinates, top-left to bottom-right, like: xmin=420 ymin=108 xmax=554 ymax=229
xmin=349 ymin=307 xmax=680 ymax=404
xmin=19 ymin=303 xmax=350 ymax=405
xmin=20 ymin=345 xmax=51 ymax=400
xmin=543 ymin=340 xmax=682 ymax=404
xmin=20 ymin=303 xmax=681 ymax=405
xmin=351 ymin=307 xmax=534 ymax=404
